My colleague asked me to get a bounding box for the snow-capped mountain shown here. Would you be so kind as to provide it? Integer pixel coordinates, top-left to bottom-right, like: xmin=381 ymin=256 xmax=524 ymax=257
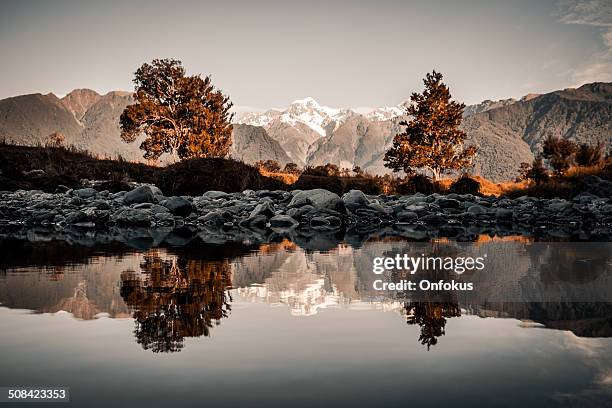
xmin=236 ymin=97 xmax=355 ymax=136
xmin=234 ymin=97 xmax=407 ymax=165
xmin=235 ymin=97 xmax=359 ymax=165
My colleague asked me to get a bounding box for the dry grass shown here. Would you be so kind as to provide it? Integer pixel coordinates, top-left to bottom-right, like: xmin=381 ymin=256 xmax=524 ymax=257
xmin=257 ymin=169 xmax=300 ymax=184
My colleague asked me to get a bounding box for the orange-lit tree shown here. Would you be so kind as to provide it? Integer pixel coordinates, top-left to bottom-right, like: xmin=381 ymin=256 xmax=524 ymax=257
xmin=384 ymin=70 xmax=477 ymax=181
xmin=120 ymin=58 xmax=234 ymax=161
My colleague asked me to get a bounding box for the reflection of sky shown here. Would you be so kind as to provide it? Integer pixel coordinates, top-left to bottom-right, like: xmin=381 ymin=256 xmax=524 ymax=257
xmin=1 ymin=305 xmax=611 ymax=407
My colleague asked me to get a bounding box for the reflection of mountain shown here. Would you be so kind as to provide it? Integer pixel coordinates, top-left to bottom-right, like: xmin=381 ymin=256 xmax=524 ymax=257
xmin=1 ymin=238 xmax=611 ymax=351
xmin=120 ymin=250 xmax=232 ymax=353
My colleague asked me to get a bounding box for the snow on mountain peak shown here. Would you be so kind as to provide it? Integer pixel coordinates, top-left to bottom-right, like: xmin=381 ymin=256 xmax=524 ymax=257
xmin=237 ymin=97 xmax=355 ymax=137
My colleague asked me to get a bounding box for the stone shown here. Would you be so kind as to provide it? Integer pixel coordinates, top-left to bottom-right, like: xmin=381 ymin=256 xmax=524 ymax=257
xmin=88 ymin=200 xmax=111 ymax=210
xmin=65 ymin=211 xmax=87 ymax=224
xmin=547 ymin=200 xmax=571 ymax=212
xmin=163 ymin=196 xmax=194 ymax=217
xmin=270 ymin=215 xmax=299 ymax=229
xmin=111 ymin=208 xmax=153 ymax=226
xmin=250 ymin=202 xmax=275 ymax=218
xmin=342 ymin=190 xmax=370 ymax=210
xmin=467 ymin=205 xmax=485 ymax=214
xmin=496 ymin=208 xmax=514 ymax=220
xmin=76 ymin=188 xmax=97 ymax=199
xmin=123 ymin=185 xmax=155 ymax=205
xmin=202 ymin=191 xmax=229 ymax=200
xmin=289 ymin=189 xmax=346 ymax=213
xmin=396 ymin=211 xmax=419 ymax=222
xmin=420 ymin=214 xmax=446 ymax=226
xmin=436 ymin=198 xmax=461 ymax=209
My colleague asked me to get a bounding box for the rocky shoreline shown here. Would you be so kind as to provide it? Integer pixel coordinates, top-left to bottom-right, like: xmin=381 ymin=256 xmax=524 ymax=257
xmin=0 ymin=184 xmax=611 ymax=247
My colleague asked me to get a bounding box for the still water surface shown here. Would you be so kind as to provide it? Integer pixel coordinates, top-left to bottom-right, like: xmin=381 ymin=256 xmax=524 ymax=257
xmin=0 ymin=237 xmax=611 ymax=407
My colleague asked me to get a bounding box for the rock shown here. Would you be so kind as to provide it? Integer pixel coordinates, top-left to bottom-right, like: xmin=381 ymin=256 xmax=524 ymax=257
xmin=87 ymin=200 xmax=111 ymax=210
xmin=397 ymin=211 xmax=419 ymax=222
xmin=197 ymin=211 xmax=226 ymax=227
xmin=111 ymin=208 xmax=153 ymax=226
xmin=404 ymin=204 xmax=429 ymax=216
xmin=123 ymin=185 xmax=155 ymax=205
xmin=55 ymin=185 xmax=70 ymax=194
xmin=76 ymin=188 xmax=97 ymax=199
xmin=202 ymin=191 xmax=229 ymax=200
xmin=436 ymin=198 xmax=461 ymax=209
xmin=163 ymin=196 xmax=194 ymax=217
xmin=250 ymin=202 xmax=275 ymax=218
xmin=154 ymin=212 xmax=176 ymax=227
xmin=420 ymin=214 xmax=446 ymax=226
xmin=342 ymin=190 xmax=370 ymax=210
xmin=270 ymin=215 xmax=298 ymax=229
xmin=467 ymin=205 xmax=485 ymax=214
xmin=548 ymin=200 xmax=571 ymax=212
xmin=239 ymin=214 xmax=268 ymax=229
xmin=289 ymin=189 xmax=346 ymax=214
xmin=65 ymin=211 xmax=87 ymax=224
xmin=496 ymin=208 xmax=513 ymax=220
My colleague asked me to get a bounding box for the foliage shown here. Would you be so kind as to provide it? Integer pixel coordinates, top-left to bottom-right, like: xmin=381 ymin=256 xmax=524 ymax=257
xmin=303 ymin=163 xmax=341 ymax=177
xmin=525 ymin=155 xmax=550 ymax=184
xmin=283 ymin=162 xmax=301 ymax=175
xmin=384 ymin=70 xmax=477 ymax=180
xmin=541 ymin=135 xmax=578 ymax=175
xmin=575 ymin=142 xmax=604 ymax=167
xmin=120 ymin=58 xmax=234 ymax=161
xmin=396 ymin=174 xmax=436 ymax=195
xmin=255 ymin=159 xmax=281 ymax=172
xmin=449 ymin=175 xmax=481 ymax=195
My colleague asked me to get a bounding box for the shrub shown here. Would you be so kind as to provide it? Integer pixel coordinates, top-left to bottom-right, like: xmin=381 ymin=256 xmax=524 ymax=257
xmin=542 ymin=136 xmax=578 ymax=175
xmin=449 ymin=175 xmax=481 ymax=195
xmin=396 ymin=174 xmax=435 ymax=195
xmin=255 ymin=159 xmax=281 ymax=173
xmin=575 ymin=143 xmax=604 ymax=167
xmin=303 ymin=163 xmax=340 ymax=177
xmin=283 ymin=162 xmax=301 ymax=175
xmin=523 ymin=155 xmax=549 ymax=184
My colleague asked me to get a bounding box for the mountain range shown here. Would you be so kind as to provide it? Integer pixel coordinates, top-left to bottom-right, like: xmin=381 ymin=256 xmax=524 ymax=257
xmin=0 ymin=83 xmax=610 ymax=181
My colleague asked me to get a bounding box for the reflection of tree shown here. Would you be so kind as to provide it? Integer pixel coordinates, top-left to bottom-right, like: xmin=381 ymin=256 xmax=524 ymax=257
xmin=404 ymin=302 xmax=461 ymax=350
xmin=120 ymin=251 xmax=232 ymax=353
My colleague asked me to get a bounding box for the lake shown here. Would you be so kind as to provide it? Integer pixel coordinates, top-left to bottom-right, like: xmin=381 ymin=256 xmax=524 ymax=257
xmin=0 ymin=236 xmax=611 ymax=407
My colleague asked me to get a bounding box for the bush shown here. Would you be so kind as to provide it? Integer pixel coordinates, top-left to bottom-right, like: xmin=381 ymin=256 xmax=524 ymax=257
xmin=303 ymin=163 xmax=340 ymax=177
xmin=255 ymin=159 xmax=281 ymax=173
xmin=449 ymin=175 xmax=481 ymax=195
xmin=542 ymin=136 xmax=578 ymax=175
xmin=575 ymin=143 xmax=604 ymax=167
xmin=396 ymin=174 xmax=435 ymax=195
xmin=283 ymin=162 xmax=301 ymax=175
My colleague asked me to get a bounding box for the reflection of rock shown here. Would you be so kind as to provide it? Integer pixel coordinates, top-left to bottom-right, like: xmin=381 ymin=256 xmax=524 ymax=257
xmin=120 ymin=251 xmax=232 ymax=353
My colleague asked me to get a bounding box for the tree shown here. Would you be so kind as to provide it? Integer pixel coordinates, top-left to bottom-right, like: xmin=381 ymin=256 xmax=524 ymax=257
xmin=384 ymin=71 xmax=477 ymax=181
xmin=525 ymin=155 xmax=549 ymax=184
xmin=541 ymin=135 xmax=578 ymax=175
xmin=575 ymin=142 xmax=604 ymax=167
xmin=120 ymin=58 xmax=234 ymax=161
xmin=516 ymin=162 xmax=531 ymax=182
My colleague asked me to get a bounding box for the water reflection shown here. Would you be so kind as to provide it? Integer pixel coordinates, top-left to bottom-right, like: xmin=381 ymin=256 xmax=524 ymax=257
xmin=0 ymin=237 xmax=611 ymax=353
xmin=120 ymin=251 xmax=233 ymax=353
xmin=405 ymin=302 xmax=462 ymax=350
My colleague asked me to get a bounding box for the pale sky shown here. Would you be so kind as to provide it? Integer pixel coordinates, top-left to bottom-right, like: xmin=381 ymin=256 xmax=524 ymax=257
xmin=0 ymin=0 xmax=610 ymax=108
